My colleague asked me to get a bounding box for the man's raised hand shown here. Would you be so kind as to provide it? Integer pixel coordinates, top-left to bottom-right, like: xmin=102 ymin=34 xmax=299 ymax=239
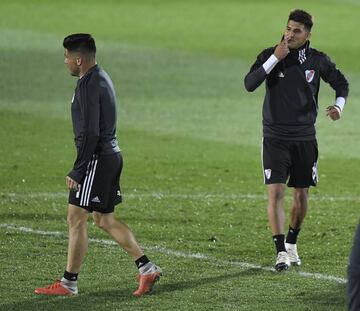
xmin=274 ymin=35 xmax=290 ymax=60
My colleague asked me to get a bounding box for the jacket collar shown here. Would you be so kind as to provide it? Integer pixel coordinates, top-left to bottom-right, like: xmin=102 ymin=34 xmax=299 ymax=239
xmin=288 ymin=41 xmax=310 ymax=64
xmin=79 ymin=64 xmax=98 ymax=80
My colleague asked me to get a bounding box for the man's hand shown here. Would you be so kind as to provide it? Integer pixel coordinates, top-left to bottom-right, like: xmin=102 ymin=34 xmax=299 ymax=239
xmin=326 ymin=105 xmax=341 ymax=121
xmin=66 ymin=176 xmax=79 ymax=191
xmin=274 ymin=35 xmax=290 ymax=60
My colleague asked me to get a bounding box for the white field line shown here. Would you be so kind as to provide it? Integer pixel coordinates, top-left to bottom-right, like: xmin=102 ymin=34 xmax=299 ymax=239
xmin=0 ymin=223 xmax=347 ymax=284
xmin=2 ymin=192 xmax=360 ymax=202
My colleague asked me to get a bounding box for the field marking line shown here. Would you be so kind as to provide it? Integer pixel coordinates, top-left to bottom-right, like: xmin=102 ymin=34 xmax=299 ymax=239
xmin=2 ymin=192 xmax=360 ymax=202
xmin=0 ymin=223 xmax=346 ymax=284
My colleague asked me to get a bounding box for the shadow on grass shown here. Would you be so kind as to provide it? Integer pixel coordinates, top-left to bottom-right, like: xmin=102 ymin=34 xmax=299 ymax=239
xmin=298 ymin=282 xmax=347 ymax=310
xmin=0 ymin=269 xmax=262 ymax=311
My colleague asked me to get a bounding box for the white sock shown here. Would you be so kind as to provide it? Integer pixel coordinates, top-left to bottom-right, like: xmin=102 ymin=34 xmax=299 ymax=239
xmin=61 ymin=277 xmax=78 ymax=290
xmin=139 ymin=262 xmax=155 ymax=274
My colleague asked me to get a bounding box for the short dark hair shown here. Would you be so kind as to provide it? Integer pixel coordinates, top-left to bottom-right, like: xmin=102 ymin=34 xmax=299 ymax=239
xmin=63 ymin=33 xmax=96 ymax=56
xmin=288 ymin=9 xmax=313 ymax=31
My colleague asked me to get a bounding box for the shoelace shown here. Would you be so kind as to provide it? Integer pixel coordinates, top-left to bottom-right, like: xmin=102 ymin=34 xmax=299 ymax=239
xmin=47 ymin=280 xmax=61 ymax=289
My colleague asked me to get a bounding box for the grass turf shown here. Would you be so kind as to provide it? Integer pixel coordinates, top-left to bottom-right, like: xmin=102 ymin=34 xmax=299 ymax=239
xmin=1 ymin=0 xmax=359 ymax=310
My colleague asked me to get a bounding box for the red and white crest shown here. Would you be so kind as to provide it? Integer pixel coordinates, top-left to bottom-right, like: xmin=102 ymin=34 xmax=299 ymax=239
xmin=305 ymin=70 xmax=315 ymax=83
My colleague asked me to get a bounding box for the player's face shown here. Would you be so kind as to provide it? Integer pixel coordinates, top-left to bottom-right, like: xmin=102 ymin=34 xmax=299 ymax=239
xmin=64 ymin=49 xmax=80 ymax=77
xmin=284 ymin=20 xmax=311 ymax=49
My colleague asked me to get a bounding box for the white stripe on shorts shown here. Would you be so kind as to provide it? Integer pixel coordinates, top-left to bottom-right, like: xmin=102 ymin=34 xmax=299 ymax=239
xmin=84 ymin=159 xmax=98 ymax=206
xmin=261 ymin=137 xmax=265 ymax=184
xmin=80 ymin=159 xmax=94 ymax=206
xmin=80 ymin=156 xmax=98 ymax=206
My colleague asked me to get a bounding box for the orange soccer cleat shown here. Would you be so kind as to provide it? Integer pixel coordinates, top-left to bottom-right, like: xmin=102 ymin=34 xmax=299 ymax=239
xmin=133 ymin=267 xmax=162 ymax=297
xmin=35 ymin=280 xmax=77 ymax=296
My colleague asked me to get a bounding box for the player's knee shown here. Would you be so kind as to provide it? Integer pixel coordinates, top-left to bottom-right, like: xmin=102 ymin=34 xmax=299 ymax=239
xmin=268 ymin=185 xmax=285 ymax=202
xmin=67 ymin=204 xmax=89 ymax=229
xmin=294 ymin=189 xmax=308 ymax=207
xmin=67 ymin=214 xmax=87 ymax=229
xmin=94 ymin=215 xmax=113 ymax=231
xmin=93 ymin=215 xmax=103 ymax=229
xmin=274 ymin=190 xmax=285 ymax=201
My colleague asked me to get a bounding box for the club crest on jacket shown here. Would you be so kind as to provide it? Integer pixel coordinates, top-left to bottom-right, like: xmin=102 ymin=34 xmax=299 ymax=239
xmin=305 ymin=70 xmax=315 ymax=83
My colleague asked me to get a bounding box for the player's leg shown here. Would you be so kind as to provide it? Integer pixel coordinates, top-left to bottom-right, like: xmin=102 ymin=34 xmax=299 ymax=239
xmin=286 ymin=140 xmax=318 ymax=266
xmin=91 ymin=152 xmax=161 ymax=296
xmin=89 ymin=152 xmax=144 ymax=259
xmin=285 ymin=187 xmax=308 ymax=266
xmin=92 ymin=212 xmax=161 ymax=296
xmin=65 ymin=204 xmax=90 ymax=274
xmin=267 ymin=183 xmax=286 ymax=236
xmin=92 ymin=212 xmax=143 ymax=259
xmin=348 ymin=222 xmax=360 ymax=311
xmin=267 ymin=183 xmax=290 ymax=271
xmin=34 ymin=204 xmax=89 ymax=295
xmin=262 ymin=138 xmax=291 ymax=271
xmin=289 ymin=188 xmax=309 ymax=229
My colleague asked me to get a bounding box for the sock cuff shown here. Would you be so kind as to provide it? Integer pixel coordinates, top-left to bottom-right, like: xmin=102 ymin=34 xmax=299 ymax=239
xmin=135 ymin=255 xmax=150 ymax=269
xmin=63 ymin=270 xmax=78 ymax=282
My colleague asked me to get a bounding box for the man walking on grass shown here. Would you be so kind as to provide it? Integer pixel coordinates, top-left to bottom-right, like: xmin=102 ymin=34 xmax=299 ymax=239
xmin=35 ymin=33 xmax=161 ymax=296
xmin=244 ymin=10 xmax=349 ymax=271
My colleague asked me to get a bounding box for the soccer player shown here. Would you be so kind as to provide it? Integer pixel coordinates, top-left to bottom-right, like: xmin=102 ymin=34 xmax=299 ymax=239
xmin=244 ymin=10 xmax=349 ymax=271
xmin=348 ymin=223 xmax=360 ymax=311
xmin=35 ymin=34 xmax=161 ymax=296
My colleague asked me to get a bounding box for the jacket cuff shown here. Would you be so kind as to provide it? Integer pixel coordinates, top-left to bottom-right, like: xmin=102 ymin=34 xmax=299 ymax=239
xmin=67 ymin=170 xmax=83 ymax=184
xmin=335 ymin=97 xmax=346 ymax=112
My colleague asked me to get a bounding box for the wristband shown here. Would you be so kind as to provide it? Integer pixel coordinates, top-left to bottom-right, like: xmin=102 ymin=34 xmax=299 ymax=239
xmin=335 ymin=97 xmax=346 ymax=112
xmin=262 ymin=54 xmax=279 ymax=74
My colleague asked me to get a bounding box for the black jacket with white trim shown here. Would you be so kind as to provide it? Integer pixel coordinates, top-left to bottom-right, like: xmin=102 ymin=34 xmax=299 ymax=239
xmin=68 ymin=65 xmax=120 ymax=183
xmin=244 ymin=41 xmax=349 ymax=140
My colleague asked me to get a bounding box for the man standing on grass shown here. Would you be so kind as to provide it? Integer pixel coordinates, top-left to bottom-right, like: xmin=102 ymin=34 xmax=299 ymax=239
xmin=244 ymin=10 xmax=349 ymax=271
xmin=348 ymin=223 xmax=360 ymax=310
xmin=35 ymin=33 xmax=161 ymax=296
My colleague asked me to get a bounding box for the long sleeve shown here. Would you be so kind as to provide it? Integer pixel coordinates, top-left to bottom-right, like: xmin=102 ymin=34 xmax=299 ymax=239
xmin=319 ymin=53 xmax=349 ymax=99
xmin=68 ymin=75 xmax=100 ymax=183
xmin=244 ymin=48 xmax=274 ymax=92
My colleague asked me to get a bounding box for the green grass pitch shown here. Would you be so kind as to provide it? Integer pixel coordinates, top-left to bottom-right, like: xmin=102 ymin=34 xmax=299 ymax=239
xmin=1 ymin=0 xmax=360 ymax=310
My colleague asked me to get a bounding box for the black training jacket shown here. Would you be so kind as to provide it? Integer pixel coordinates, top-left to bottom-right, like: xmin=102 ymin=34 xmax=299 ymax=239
xmin=68 ymin=65 xmax=120 ymax=183
xmin=244 ymin=41 xmax=349 ymax=140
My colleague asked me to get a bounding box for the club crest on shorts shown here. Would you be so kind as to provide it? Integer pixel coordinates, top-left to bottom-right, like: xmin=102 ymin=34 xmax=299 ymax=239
xmin=264 ymin=169 xmax=272 ymax=180
xmin=305 ymin=70 xmax=315 ymax=83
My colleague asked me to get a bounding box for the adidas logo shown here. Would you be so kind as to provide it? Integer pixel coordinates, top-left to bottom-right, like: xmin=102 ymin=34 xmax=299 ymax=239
xmin=91 ymin=196 xmax=101 ymax=203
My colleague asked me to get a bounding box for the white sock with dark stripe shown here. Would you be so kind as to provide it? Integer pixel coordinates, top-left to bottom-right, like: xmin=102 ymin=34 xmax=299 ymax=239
xmin=60 ymin=277 xmax=78 ymax=294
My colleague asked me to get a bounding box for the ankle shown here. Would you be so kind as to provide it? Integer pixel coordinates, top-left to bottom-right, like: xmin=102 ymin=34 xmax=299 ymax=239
xmin=273 ymin=234 xmax=286 ymax=253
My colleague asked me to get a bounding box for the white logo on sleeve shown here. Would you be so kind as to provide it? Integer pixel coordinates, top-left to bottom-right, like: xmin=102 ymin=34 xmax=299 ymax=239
xmin=91 ymin=196 xmax=101 ymax=203
xmin=305 ymin=70 xmax=315 ymax=83
xmin=264 ymin=169 xmax=272 ymax=180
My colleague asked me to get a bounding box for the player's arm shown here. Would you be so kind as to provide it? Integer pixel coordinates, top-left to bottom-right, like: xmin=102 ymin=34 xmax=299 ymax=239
xmin=244 ymin=37 xmax=290 ymax=92
xmin=320 ymin=53 xmax=349 ymax=121
xmin=67 ymin=77 xmax=100 ymax=185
